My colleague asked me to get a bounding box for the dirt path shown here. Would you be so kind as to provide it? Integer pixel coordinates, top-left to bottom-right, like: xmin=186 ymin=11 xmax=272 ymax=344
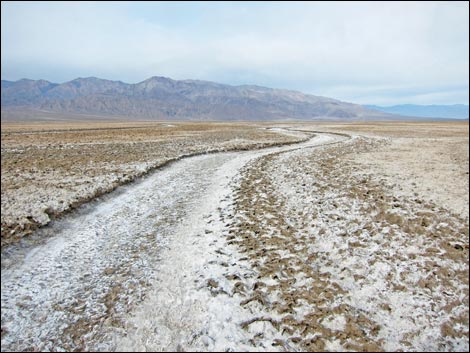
xmin=3 ymin=127 xmax=466 ymax=352
xmin=1 ymin=130 xmax=346 ymax=351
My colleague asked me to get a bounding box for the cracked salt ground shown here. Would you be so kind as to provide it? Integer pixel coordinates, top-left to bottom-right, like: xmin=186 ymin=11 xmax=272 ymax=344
xmin=1 ymin=130 xmax=345 ymax=351
xmin=1 ymin=153 xmax=237 ymax=351
xmin=224 ymin=135 xmax=468 ymax=351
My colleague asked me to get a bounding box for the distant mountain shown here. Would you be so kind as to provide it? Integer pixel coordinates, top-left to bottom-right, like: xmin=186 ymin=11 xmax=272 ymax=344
xmin=2 ymin=76 xmax=395 ymax=121
xmin=365 ymin=104 xmax=469 ymax=119
xmin=1 ymin=79 xmax=58 ymax=106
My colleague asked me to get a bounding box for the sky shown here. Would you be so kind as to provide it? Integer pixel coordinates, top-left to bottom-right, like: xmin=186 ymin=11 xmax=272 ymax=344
xmin=1 ymin=1 xmax=469 ymax=106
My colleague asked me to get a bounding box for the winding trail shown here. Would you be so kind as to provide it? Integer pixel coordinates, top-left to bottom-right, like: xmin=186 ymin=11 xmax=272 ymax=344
xmin=1 ymin=130 xmax=348 ymax=351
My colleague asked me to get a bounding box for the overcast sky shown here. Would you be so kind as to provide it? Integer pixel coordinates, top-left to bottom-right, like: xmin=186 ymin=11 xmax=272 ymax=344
xmin=1 ymin=1 xmax=469 ymax=105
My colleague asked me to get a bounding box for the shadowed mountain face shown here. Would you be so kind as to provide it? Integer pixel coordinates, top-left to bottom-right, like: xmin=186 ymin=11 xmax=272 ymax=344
xmin=1 ymin=76 xmax=393 ymax=121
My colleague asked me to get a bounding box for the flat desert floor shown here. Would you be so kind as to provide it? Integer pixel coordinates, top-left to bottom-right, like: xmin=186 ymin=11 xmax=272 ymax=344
xmin=1 ymin=121 xmax=468 ymax=352
xmin=1 ymin=122 xmax=303 ymax=247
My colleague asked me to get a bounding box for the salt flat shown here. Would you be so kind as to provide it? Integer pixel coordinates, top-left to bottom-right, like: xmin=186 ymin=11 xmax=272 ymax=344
xmin=1 ymin=121 xmax=468 ymax=352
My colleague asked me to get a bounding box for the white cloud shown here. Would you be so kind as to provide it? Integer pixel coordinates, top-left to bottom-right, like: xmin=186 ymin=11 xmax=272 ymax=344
xmin=1 ymin=1 xmax=468 ymax=104
xmin=319 ymin=84 xmax=469 ymax=105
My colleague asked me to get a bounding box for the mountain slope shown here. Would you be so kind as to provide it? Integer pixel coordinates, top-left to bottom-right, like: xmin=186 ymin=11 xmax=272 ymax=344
xmin=1 ymin=79 xmax=58 ymax=106
xmin=2 ymin=76 xmax=393 ymax=121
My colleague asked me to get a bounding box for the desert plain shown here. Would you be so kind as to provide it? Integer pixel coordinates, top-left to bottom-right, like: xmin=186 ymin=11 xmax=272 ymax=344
xmin=1 ymin=120 xmax=468 ymax=351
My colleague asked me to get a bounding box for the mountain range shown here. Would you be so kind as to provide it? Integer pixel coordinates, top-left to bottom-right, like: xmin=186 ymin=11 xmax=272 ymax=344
xmin=1 ymin=76 xmax=395 ymax=121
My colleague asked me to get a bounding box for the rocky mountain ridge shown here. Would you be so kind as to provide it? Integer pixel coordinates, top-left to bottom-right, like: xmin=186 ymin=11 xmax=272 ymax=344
xmin=2 ymin=76 xmax=393 ymax=120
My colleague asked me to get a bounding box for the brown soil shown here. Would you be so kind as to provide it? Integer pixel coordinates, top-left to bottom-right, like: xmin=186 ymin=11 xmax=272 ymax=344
xmin=1 ymin=121 xmax=304 ymax=247
xmin=217 ymin=122 xmax=469 ymax=351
